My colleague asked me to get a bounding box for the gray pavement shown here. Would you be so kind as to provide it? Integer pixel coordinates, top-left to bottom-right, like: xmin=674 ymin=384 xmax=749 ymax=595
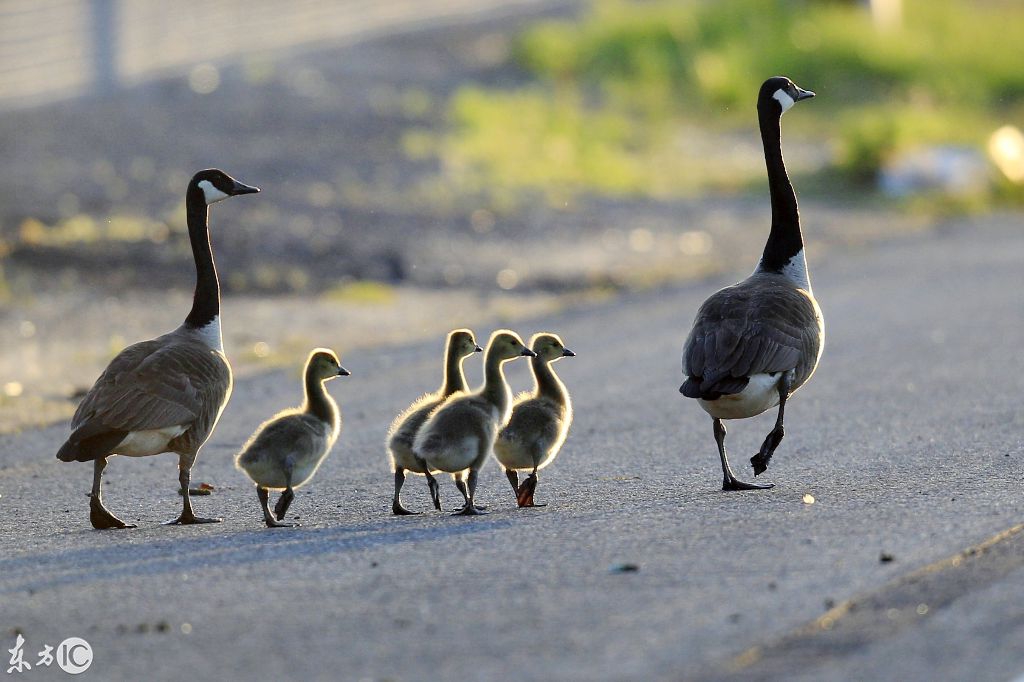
xmin=2 ymin=216 xmax=1024 ymax=681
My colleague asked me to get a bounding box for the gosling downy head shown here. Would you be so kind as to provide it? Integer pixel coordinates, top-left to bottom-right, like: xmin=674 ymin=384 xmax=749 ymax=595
xmin=486 ymin=329 xmax=536 ymax=362
xmin=758 ymin=76 xmax=815 ymax=116
xmin=529 ymin=333 xmax=575 ymax=363
xmin=448 ymin=328 xmax=484 ymax=358
xmin=306 ymin=348 xmax=350 ymax=381
xmin=189 ymin=168 xmax=261 ymax=206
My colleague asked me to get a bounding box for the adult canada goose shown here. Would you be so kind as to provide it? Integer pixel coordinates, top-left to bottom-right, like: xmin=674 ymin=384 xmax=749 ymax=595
xmin=56 ymin=168 xmax=259 ymax=528
xmin=235 ymin=349 xmax=348 ymax=527
xmin=493 ymin=333 xmax=574 ymax=507
xmin=386 ymin=329 xmax=483 ymax=515
xmin=680 ymin=76 xmax=824 ymax=490
xmin=413 ymin=330 xmax=535 ymax=515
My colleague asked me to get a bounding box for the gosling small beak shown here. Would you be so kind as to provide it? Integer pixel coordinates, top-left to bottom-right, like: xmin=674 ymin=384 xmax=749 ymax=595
xmin=794 ymin=87 xmax=815 ymax=101
xmin=521 ymin=348 xmax=537 ymax=358
xmin=337 ymin=366 xmax=351 ymax=376
xmin=474 ymin=345 xmax=483 ymax=353
xmin=561 ymin=348 xmax=576 ymax=357
xmin=230 ymin=180 xmax=261 ymax=195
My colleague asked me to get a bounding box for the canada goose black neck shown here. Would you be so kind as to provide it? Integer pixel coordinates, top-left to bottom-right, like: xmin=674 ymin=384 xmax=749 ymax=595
xmin=183 ymin=182 xmax=221 ymax=333
xmin=441 ymin=341 xmax=468 ymax=397
xmin=532 ymin=355 xmax=566 ymax=402
xmin=756 ymin=90 xmax=808 ymax=287
xmin=304 ymin=369 xmax=339 ymax=426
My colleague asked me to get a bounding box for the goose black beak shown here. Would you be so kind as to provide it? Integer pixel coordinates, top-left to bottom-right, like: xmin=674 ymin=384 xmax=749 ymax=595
xmin=561 ymin=348 xmax=576 ymax=357
xmin=230 ymin=180 xmax=261 ymax=195
xmin=474 ymin=345 xmax=484 ymax=353
xmin=521 ymin=349 xmax=537 ymax=358
xmin=337 ymin=366 xmax=351 ymax=376
xmin=794 ymin=87 xmax=815 ymax=101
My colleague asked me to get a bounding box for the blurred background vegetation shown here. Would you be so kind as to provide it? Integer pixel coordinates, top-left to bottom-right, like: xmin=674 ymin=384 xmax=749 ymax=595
xmin=417 ymin=0 xmax=1024 ymax=208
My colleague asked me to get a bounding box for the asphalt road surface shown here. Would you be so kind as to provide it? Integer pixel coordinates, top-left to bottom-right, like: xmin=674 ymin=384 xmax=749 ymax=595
xmin=2 ymin=217 xmax=1023 ymax=681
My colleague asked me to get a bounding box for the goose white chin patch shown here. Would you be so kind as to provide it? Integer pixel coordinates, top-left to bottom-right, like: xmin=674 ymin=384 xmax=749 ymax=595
xmin=198 ymin=180 xmax=229 ymax=204
xmin=773 ymin=89 xmax=795 ymax=113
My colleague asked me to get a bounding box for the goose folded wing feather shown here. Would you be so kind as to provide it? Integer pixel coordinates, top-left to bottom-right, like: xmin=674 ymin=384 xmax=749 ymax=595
xmin=73 ymin=342 xmax=224 ymax=432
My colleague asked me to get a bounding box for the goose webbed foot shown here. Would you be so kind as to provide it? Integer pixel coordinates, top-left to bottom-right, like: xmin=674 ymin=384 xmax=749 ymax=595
xmin=392 ymin=499 xmax=420 ymax=516
xmin=751 ymin=424 xmax=785 ymax=476
xmin=89 ymin=494 xmax=136 ymax=529
xmin=722 ymin=476 xmax=774 ymax=491
xmin=516 ymin=473 xmax=546 ymax=508
xmin=274 ymin=487 xmax=295 ymax=521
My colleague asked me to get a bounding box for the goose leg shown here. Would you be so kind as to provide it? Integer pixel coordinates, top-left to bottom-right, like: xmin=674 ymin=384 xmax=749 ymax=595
xmin=166 ymin=464 xmax=222 ymax=525
xmin=392 ymin=468 xmax=419 ymax=515
xmin=750 ymin=371 xmax=793 ymax=476
xmin=453 ymin=469 xmax=487 ymax=516
xmin=258 ymin=486 xmax=295 ymax=528
xmin=456 ymin=472 xmax=487 ymax=510
xmin=89 ymin=457 xmax=135 ymax=529
xmin=715 ymin=418 xmax=773 ymax=491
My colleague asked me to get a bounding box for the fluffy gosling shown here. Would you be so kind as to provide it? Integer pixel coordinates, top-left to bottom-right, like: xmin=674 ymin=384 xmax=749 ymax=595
xmin=235 ymin=349 xmax=348 ymax=527
xmin=493 ymin=333 xmax=574 ymax=507
xmin=386 ymin=329 xmax=482 ymax=514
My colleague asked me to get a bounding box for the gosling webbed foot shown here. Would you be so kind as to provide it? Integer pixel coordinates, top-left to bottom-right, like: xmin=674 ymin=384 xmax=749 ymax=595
xmin=265 ymin=517 xmax=298 ymax=528
xmin=392 ymin=499 xmax=420 ymax=516
xmin=452 ymin=503 xmax=488 ymax=516
xmin=165 ymin=512 xmax=222 ymax=525
xmin=722 ymin=476 xmax=774 ymax=491
xmin=516 ymin=473 xmax=546 ymax=508
xmin=89 ymin=495 xmax=136 ymax=530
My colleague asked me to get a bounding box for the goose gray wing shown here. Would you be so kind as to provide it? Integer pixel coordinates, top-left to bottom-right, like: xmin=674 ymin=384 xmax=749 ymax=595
xmin=70 ymin=334 xmax=231 ymax=436
xmin=681 ymin=274 xmax=822 ymax=400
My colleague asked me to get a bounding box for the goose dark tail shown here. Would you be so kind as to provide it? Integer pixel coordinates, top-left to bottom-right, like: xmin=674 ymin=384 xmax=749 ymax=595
xmin=680 ymin=375 xmax=749 ymax=401
xmin=56 ymin=428 xmax=127 ymax=462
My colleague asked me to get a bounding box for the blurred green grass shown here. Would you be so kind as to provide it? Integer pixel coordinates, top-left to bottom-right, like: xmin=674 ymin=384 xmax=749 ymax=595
xmin=416 ymin=0 xmax=1024 ymax=204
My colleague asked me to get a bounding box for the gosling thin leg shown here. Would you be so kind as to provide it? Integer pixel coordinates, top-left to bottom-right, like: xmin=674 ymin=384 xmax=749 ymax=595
xmin=166 ymin=464 xmax=222 ymax=525
xmin=455 ymin=472 xmax=487 ymax=510
xmin=258 ymin=486 xmax=295 ymax=528
xmin=274 ymin=487 xmax=295 ymax=521
xmin=392 ymin=468 xmax=419 ymax=515
xmin=453 ymin=469 xmax=487 ymax=516
xmin=416 ymin=457 xmax=442 ymax=510
xmin=89 ymin=457 xmax=135 ymax=530
xmin=750 ymin=371 xmax=793 ymax=476
xmin=716 ymin=418 xmax=773 ymax=491
xmin=516 ymin=467 xmax=546 ymax=508
xmin=504 ymin=469 xmax=519 ymax=497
